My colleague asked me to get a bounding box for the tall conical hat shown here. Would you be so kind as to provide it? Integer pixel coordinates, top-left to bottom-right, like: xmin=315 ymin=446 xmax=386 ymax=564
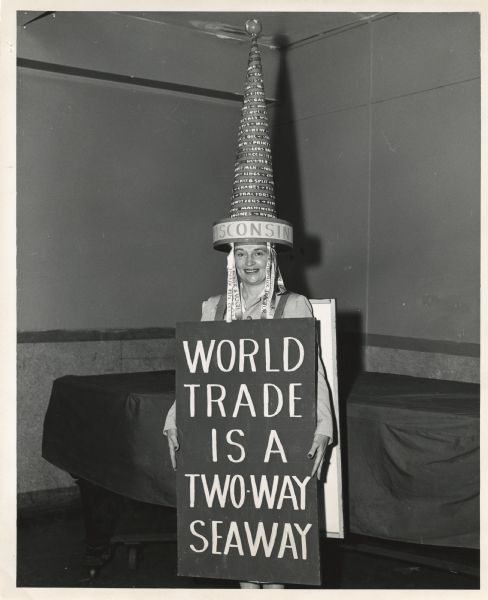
xmin=212 ymin=19 xmax=293 ymax=251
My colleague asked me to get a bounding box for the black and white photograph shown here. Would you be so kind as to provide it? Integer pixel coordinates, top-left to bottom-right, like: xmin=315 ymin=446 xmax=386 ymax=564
xmin=0 ymin=0 xmax=482 ymax=595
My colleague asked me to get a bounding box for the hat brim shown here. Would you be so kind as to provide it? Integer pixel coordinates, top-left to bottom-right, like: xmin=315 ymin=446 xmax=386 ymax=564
xmin=213 ymin=217 xmax=293 ymax=251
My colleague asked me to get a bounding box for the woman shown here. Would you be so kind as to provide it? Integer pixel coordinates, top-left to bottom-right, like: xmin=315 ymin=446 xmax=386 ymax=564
xmin=164 ymin=18 xmax=334 ymax=588
xmin=163 ymin=242 xmax=333 ymax=589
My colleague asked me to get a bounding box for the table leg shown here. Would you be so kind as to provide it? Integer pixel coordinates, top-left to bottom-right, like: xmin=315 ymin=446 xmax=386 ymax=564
xmin=74 ymin=477 xmax=122 ymax=574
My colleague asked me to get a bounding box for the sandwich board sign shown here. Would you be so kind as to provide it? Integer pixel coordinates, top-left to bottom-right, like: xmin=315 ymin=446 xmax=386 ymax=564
xmin=175 ymin=317 xmax=322 ymax=586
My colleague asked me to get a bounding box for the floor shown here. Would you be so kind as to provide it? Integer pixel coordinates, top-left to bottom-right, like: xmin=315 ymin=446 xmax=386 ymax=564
xmin=17 ymin=505 xmax=479 ymax=589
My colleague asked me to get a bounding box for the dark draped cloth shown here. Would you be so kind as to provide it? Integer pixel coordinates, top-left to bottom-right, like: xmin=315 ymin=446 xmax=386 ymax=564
xmin=42 ymin=370 xmax=479 ymax=548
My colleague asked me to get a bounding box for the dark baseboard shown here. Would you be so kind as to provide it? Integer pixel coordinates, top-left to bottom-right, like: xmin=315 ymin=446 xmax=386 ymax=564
xmin=17 ymin=327 xmax=176 ymax=344
xmin=338 ymin=534 xmax=479 ymax=579
xmin=364 ymin=333 xmax=479 ymax=357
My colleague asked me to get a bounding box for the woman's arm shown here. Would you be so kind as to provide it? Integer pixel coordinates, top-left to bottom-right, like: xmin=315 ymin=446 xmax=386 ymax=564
xmin=164 ymin=296 xmax=221 ymax=469
xmin=283 ymin=293 xmax=334 ymax=477
xmin=163 ymin=403 xmax=178 ymax=471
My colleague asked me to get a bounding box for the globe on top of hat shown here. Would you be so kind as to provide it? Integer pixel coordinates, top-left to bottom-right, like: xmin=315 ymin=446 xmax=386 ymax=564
xmin=245 ymin=19 xmax=262 ymax=37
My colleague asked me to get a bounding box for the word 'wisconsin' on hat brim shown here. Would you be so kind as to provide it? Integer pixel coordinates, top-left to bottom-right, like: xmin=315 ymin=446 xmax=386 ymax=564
xmin=213 ymin=217 xmax=293 ymax=251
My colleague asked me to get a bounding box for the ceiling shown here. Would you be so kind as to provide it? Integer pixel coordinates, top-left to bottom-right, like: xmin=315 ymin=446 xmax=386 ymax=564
xmin=121 ymin=12 xmax=383 ymax=47
xmin=18 ymin=11 xmax=384 ymax=49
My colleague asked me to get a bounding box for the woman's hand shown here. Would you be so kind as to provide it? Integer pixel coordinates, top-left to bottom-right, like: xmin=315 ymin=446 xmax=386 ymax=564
xmin=307 ymin=433 xmax=330 ymax=478
xmin=166 ymin=428 xmax=179 ymax=471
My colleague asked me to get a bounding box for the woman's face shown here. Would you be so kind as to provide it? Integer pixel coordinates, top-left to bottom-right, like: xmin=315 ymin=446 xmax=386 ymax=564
xmin=234 ymin=244 xmax=270 ymax=287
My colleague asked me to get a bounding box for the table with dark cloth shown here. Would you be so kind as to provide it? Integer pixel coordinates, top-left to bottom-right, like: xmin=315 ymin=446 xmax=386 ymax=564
xmin=43 ymin=370 xmax=177 ymax=508
xmin=42 ymin=370 xmax=479 ymax=549
xmin=346 ymin=373 xmax=479 ymax=549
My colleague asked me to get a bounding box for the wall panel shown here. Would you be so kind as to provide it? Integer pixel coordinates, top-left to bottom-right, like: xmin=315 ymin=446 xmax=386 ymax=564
xmin=369 ymin=79 xmax=480 ymax=342
xmin=283 ymin=24 xmax=370 ymax=120
xmin=17 ymin=68 xmax=238 ymax=330
xmin=274 ymin=106 xmax=370 ymax=316
xmin=372 ymin=12 xmax=480 ymax=101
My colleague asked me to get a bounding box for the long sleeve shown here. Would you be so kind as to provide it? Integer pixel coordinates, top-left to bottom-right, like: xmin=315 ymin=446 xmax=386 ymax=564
xmin=282 ymin=294 xmax=334 ymax=441
xmin=163 ymin=296 xmax=220 ymax=434
xmin=163 ymin=398 xmax=176 ymax=433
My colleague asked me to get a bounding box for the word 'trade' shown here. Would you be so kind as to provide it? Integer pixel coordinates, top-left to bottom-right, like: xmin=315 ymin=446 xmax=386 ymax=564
xmin=182 ymin=382 xmax=304 ymax=418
